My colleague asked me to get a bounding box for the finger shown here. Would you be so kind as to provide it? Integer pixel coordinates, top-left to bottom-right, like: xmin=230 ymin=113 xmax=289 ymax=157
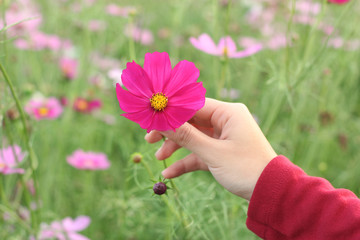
xmin=189 ymin=98 xmax=223 ymax=127
xmin=155 ymin=139 xmax=181 ymax=160
xmin=144 ymin=130 xmax=164 ymax=143
xmin=162 ymin=153 xmax=208 ymax=179
xmin=159 ymin=122 xmax=217 ymax=160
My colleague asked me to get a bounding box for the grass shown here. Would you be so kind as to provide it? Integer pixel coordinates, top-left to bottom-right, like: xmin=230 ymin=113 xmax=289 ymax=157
xmin=1 ymin=0 xmax=360 ymax=239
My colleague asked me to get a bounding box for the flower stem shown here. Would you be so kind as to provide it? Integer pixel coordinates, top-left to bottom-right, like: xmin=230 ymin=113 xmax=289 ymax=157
xmin=217 ymin=57 xmax=229 ymax=99
xmin=0 ymin=62 xmax=41 ymax=232
xmin=128 ymin=16 xmax=136 ymax=61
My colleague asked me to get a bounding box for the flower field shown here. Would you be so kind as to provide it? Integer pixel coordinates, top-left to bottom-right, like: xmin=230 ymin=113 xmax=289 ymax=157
xmin=1 ymin=0 xmax=360 ymax=239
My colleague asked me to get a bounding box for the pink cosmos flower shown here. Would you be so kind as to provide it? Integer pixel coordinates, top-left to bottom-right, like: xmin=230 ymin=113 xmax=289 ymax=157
xmin=67 ymin=150 xmax=110 ymax=170
xmin=116 ymin=52 xmax=206 ymax=132
xmin=39 ymin=216 xmax=91 ymax=240
xmin=107 ymin=68 xmax=123 ymax=87
xmin=0 ymin=145 xmax=25 ymax=175
xmin=105 ymin=4 xmax=136 ymax=17
xmin=0 ymin=0 xmax=42 ymax=37
xmin=190 ymin=34 xmax=262 ymax=58
xmin=295 ymin=1 xmax=321 ymax=15
xmin=124 ymin=24 xmax=154 ymax=46
xmin=14 ymin=31 xmax=73 ymax=51
xmin=25 ymin=97 xmax=63 ymax=120
xmin=73 ymin=97 xmax=102 ymax=113
xmin=328 ymin=0 xmax=350 ymax=4
xmin=87 ymin=20 xmax=106 ymax=32
xmin=59 ymin=58 xmax=78 ymax=80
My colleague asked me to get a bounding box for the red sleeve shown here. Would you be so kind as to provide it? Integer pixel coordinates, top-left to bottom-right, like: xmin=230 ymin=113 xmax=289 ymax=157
xmin=246 ymin=155 xmax=360 ymax=240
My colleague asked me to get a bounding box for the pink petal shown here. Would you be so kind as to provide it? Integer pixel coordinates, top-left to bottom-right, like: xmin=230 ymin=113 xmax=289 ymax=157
xmin=189 ymin=34 xmax=219 ymax=55
xmin=67 ymin=232 xmax=90 ymax=240
xmin=122 ymin=108 xmax=154 ymax=131
xmin=147 ymin=111 xmax=174 ymax=132
xmin=165 ymin=106 xmax=198 ymax=129
xmin=143 ymin=52 xmax=172 ymax=93
xmin=116 ymin=83 xmax=149 ymax=113
xmin=218 ymin=36 xmax=237 ymax=54
xmin=167 ymin=82 xmax=206 ymax=110
xmin=2 ymin=168 xmax=25 ymax=175
xmin=228 ymin=44 xmax=263 ymax=58
xmin=63 ymin=216 xmax=91 ymax=232
xmin=164 ymin=60 xmax=200 ymax=96
xmin=121 ymin=61 xmax=154 ymax=97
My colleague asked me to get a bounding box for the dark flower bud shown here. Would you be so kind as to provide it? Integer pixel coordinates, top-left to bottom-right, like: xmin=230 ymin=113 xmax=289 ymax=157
xmin=131 ymin=153 xmax=143 ymax=163
xmin=6 ymin=108 xmax=19 ymax=120
xmin=153 ymin=182 xmax=167 ymax=195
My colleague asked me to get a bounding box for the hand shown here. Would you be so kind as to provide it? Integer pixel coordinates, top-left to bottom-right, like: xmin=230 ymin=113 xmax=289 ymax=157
xmin=145 ymin=98 xmax=277 ymax=201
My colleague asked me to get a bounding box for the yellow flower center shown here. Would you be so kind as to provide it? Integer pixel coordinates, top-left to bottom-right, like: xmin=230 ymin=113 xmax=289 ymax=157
xmin=150 ymin=93 xmax=168 ymax=111
xmin=0 ymin=163 xmax=6 ymax=169
xmin=223 ymin=47 xmax=228 ymax=57
xmin=77 ymin=100 xmax=88 ymax=111
xmin=38 ymin=107 xmax=49 ymax=116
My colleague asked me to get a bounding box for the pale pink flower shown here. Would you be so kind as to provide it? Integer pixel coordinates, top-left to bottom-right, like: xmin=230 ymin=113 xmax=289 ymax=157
xmin=105 ymin=4 xmax=136 ymax=17
xmin=328 ymin=37 xmax=344 ymax=48
xmin=0 ymin=0 xmax=42 ymax=37
xmin=87 ymin=20 xmax=106 ymax=32
xmin=0 ymin=145 xmax=25 ymax=175
xmin=190 ymin=33 xmax=262 ymax=58
xmin=295 ymin=1 xmax=321 ymax=15
xmin=67 ymin=150 xmax=110 ymax=170
xmin=14 ymin=31 xmax=73 ymax=51
xmin=90 ymin=52 xmax=121 ymax=71
xmin=39 ymin=216 xmax=91 ymax=240
xmin=238 ymin=37 xmax=262 ymax=49
xmin=73 ymin=97 xmax=102 ymax=113
xmin=107 ymin=68 xmax=123 ymax=87
xmin=59 ymin=58 xmax=78 ymax=80
xmin=220 ymin=88 xmax=240 ymax=100
xmin=345 ymin=39 xmax=360 ymax=51
xmin=266 ymin=34 xmax=288 ymax=50
xmin=25 ymin=97 xmax=63 ymax=120
xmin=124 ymin=24 xmax=154 ymax=45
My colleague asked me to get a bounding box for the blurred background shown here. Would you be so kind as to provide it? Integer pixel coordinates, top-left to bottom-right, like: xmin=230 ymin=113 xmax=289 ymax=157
xmin=1 ymin=0 xmax=360 ymax=239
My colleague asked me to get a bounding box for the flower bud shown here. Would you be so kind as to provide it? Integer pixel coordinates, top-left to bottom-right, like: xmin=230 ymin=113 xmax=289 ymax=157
xmin=131 ymin=153 xmax=143 ymax=163
xmin=153 ymin=182 xmax=167 ymax=195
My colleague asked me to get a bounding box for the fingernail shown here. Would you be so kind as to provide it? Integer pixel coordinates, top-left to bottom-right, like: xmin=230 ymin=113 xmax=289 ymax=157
xmin=155 ymin=147 xmax=162 ymax=159
xmin=161 ymin=169 xmax=167 ymax=178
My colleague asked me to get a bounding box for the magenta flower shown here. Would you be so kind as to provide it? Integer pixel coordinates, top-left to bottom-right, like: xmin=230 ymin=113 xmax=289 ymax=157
xmin=73 ymin=97 xmax=102 ymax=113
xmin=67 ymin=150 xmax=110 ymax=170
xmin=59 ymin=58 xmax=78 ymax=80
xmin=39 ymin=216 xmax=90 ymax=240
xmin=190 ymin=33 xmax=262 ymax=58
xmin=116 ymin=52 xmax=206 ymax=132
xmin=25 ymin=97 xmax=63 ymax=120
xmin=0 ymin=145 xmax=25 ymax=175
xmin=328 ymin=0 xmax=350 ymax=4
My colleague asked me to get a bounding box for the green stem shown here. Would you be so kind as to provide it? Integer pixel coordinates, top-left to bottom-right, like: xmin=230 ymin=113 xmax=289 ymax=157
xmin=217 ymin=57 xmax=229 ymax=99
xmin=0 ymin=204 xmax=33 ymax=233
xmin=0 ymin=176 xmax=8 ymax=206
xmin=140 ymin=159 xmax=155 ymax=180
xmin=0 ymin=63 xmax=40 ymax=232
xmin=128 ymin=16 xmax=136 ymax=61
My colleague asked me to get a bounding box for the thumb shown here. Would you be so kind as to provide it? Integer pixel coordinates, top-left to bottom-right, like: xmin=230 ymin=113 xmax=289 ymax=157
xmin=159 ymin=122 xmax=216 ymax=159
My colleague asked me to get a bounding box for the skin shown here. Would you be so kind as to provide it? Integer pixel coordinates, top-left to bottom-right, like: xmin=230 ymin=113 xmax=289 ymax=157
xmin=145 ymin=98 xmax=277 ymax=201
